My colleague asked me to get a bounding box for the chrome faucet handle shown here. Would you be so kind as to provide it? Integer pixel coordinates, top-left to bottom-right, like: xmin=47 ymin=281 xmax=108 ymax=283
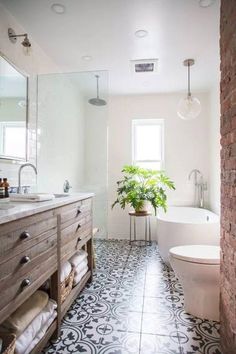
xmin=22 ymin=186 xmax=30 ymax=194
xmin=63 ymin=180 xmax=72 ymax=193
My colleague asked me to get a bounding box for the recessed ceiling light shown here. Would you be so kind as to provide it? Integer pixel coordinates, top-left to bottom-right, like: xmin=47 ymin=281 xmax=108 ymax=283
xmin=199 ymin=0 xmax=215 ymax=8
xmin=51 ymin=3 xmax=66 ymax=14
xmin=81 ymin=55 xmax=92 ymax=61
xmin=135 ymin=30 xmax=148 ymax=38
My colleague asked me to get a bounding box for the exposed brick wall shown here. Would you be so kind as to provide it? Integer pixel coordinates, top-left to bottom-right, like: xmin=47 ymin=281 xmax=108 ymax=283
xmin=220 ymin=0 xmax=236 ymax=353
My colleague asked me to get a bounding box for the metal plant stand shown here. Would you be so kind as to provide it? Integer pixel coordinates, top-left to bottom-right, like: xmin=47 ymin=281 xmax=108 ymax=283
xmin=129 ymin=211 xmax=152 ymax=246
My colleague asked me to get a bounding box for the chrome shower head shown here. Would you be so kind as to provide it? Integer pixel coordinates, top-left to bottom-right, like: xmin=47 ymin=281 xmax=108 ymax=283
xmin=21 ymin=35 xmax=31 ymax=48
xmin=88 ymin=97 xmax=107 ymax=106
xmin=88 ymin=75 xmax=107 ymax=106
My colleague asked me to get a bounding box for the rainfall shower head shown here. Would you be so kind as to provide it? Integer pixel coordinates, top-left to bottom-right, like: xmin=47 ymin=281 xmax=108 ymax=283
xmin=88 ymin=75 xmax=107 ymax=106
xmin=88 ymin=97 xmax=107 ymax=106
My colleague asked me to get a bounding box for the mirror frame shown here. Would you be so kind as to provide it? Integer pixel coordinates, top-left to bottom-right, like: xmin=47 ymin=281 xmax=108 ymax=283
xmin=0 ymin=52 xmax=29 ymax=162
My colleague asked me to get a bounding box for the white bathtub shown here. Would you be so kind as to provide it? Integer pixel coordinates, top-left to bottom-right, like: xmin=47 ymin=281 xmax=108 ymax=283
xmin=156 ymin=207 xmax=220 ymax=266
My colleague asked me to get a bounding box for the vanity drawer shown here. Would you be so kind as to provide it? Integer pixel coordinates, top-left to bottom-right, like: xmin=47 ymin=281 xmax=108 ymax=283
xmin=61 ymin=219 xmax=92 ymax=262
xmin=0 ymin=253 xmax=57 ymax=321
xmin=60 ymin=198 xmax=92 ymax=228
xmin=0 ymin=232 xmax=57 ymax=285
xmin=0 ymin=212 xmax=57 ymax=263
xmin=61 ymin=214 xmax=92 ymax=247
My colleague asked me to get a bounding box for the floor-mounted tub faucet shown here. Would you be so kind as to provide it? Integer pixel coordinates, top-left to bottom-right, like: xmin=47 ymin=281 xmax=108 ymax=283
xmin=188 ymin=169 xmax=207 ymax=208
xmin=18 ymin=163 xmax=37 ymax=194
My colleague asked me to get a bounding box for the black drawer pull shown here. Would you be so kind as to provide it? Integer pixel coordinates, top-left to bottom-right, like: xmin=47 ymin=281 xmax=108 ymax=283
xmin=20 ymin=231 xmax=30 ymax=240
xmin=76 ymin=207 xmax=81 ymax=216
xmin=20 ymin=256 xmax=30 ymax=264
xmin=76 ymin=224 xmax=81 ymax=232
xmin=21 ymin=278 xmax=31 ymax=288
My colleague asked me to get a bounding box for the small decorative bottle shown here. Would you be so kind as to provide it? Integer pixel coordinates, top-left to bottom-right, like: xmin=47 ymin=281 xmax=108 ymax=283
xmin=3 ymin=178 xmax=9 ymax=198
xmin=0 ymin=178 xmax=4 ymax=199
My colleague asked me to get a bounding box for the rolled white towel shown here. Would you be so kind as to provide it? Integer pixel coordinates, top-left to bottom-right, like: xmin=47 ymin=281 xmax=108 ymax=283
xmin=15 ymin=300 xmax=57 ymax=354
xmin=74 ymin=259 xmax=88 ymax=276
xmin=69 ymin=250 xmax=88 ymax=268
xmin=73 ymin=265 xmax=88 ymax=286
xmin=60 ymin=261 xmax=72 ymax=282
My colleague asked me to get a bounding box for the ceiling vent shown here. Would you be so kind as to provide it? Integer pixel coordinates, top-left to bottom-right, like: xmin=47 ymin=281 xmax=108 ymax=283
xmin=130 ymin=59 xmax=158 ymax=73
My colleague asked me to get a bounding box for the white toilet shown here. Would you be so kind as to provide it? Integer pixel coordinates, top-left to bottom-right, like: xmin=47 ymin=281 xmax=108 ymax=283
xmin=169 ymin=245 xmax=220 ymax=321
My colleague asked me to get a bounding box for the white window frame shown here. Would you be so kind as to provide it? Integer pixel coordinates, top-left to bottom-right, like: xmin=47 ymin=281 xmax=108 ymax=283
xmin=132 ymin=119 xmax=164 ymax=170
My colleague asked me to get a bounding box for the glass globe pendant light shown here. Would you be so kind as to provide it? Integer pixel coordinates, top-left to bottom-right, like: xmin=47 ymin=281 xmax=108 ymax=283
xmin=177 ymin=59 xmax=201 ymax=120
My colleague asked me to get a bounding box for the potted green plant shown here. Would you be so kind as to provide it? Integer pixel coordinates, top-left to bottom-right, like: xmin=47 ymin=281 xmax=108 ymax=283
xmin=112 ymin=165 xmax=175 ymax=215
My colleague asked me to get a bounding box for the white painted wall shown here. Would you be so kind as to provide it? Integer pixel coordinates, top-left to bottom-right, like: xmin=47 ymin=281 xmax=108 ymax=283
xmin=208 ymin=85 xmax=221 ymax=215
xmin=108 ymin=93 xmax=211 ymax=239
xmin=0 ymin=3 xmax=57 ymax=187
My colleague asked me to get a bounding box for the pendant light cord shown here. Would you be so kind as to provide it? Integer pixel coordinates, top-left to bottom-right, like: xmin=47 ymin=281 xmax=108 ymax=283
xmin=96 ymin=75 xmax=99 ymax=99
xmin=188 ymin=62 xmax=191 ymax=98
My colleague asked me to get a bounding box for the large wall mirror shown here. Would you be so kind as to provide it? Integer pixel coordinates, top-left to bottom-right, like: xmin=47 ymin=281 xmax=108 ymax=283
xmin=0 ymin=53 xmax=28 ymax=161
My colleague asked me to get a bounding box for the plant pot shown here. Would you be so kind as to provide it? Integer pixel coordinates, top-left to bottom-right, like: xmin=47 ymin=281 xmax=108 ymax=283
xmin=135 ymin=200 xmax=150 ymax=214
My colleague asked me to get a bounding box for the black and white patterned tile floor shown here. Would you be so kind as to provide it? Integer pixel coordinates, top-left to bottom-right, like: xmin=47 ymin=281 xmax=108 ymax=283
xmin=43 ymin=240 xmax=222 ymax=354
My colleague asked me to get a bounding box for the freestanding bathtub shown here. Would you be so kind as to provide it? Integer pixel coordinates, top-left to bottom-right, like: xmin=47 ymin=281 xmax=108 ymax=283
xmin=156 ymin=207 xmax=220 ymax=266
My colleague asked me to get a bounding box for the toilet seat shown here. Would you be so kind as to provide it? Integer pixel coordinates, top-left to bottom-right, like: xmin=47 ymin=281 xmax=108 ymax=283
xmin=169 ymin=245 xmax=220 ymax=265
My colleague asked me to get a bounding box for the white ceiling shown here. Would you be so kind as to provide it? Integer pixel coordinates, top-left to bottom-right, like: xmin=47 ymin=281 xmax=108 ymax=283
xmin=0 ymin=0 xmax=220 ymax=95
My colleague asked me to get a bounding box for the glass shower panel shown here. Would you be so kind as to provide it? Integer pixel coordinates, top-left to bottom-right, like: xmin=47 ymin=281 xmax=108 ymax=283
xmin=37 ymin=71 xmax=108 ymax=238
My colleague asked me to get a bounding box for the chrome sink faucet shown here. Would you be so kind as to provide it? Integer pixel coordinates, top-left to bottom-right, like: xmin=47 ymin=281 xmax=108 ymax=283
xmin=18 ymin=163 xmax=37 ymax=194
xmin=188 ymin=169 xmax=207 ymax=208
xmin=63 ymin=180 xmax=72 ymax=193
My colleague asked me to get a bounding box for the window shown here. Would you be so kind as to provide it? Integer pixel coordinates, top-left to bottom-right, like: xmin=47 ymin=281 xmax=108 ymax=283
xmin=132 ymin=119 xmax=164 ymax=170
xmin=0 ymin=122 xmax=26 ymax=159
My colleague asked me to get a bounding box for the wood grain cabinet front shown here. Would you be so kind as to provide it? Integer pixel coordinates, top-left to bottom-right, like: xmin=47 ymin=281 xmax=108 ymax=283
xmin=0 ymin=210 xmax=57 ymax=264
xmin=0 ymin=210 xmax=58 ymax=322
xmin=61 ymin=214 xmax=92 ymax=262
xmin=0 ymin=195 xmax=93 ymax=353
xmin=0 ymin=232 xmax=57 ymax=286
xmin=60 ymin=198 xmax=92 ymax=228
xmin=0 ymin=251 xmax=57 ymax=320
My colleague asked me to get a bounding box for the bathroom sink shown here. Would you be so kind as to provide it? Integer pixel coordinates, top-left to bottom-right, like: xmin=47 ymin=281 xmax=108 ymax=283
xmin=53 ymin=194 xmax=70 ymax=198
xmin=0 ymin=203 xmax=15 ymax=210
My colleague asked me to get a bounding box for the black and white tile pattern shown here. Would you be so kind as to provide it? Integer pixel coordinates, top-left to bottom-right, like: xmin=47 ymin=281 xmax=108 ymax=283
xmin=43 ymin=240 xmax=221 ymax=354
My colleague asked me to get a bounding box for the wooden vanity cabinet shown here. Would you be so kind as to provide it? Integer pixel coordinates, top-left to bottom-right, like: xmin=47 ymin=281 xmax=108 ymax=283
xmin=0 ymin=196 xmax=93 ymax=354
xmin=60 ymin=198 xmax=92 ymax=263
xmin=0 ymin=209 xmax=58 ymax=321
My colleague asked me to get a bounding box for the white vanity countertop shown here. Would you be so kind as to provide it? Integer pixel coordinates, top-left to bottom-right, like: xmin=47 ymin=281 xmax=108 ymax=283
xmin=0 ymin=193 xmax=94 ymax=225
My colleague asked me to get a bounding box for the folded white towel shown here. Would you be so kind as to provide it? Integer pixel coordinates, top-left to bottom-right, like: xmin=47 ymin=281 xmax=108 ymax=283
xmin=10 ymin=193 xmax=55 ymax=202
xmin=15 ymin=300 xmax=57 ymax=354
xmin=60 ymin=261 xmax=72 ymax=282
xmin=18 ymin=311 xmax=57 ymax=354
xmin=73 ymin=265 xmax=88 ymax=286
xmin=74 ymin=259 xmax=88 ymax=276
xmin=69 ymin=250 xmax=88 ymax=268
